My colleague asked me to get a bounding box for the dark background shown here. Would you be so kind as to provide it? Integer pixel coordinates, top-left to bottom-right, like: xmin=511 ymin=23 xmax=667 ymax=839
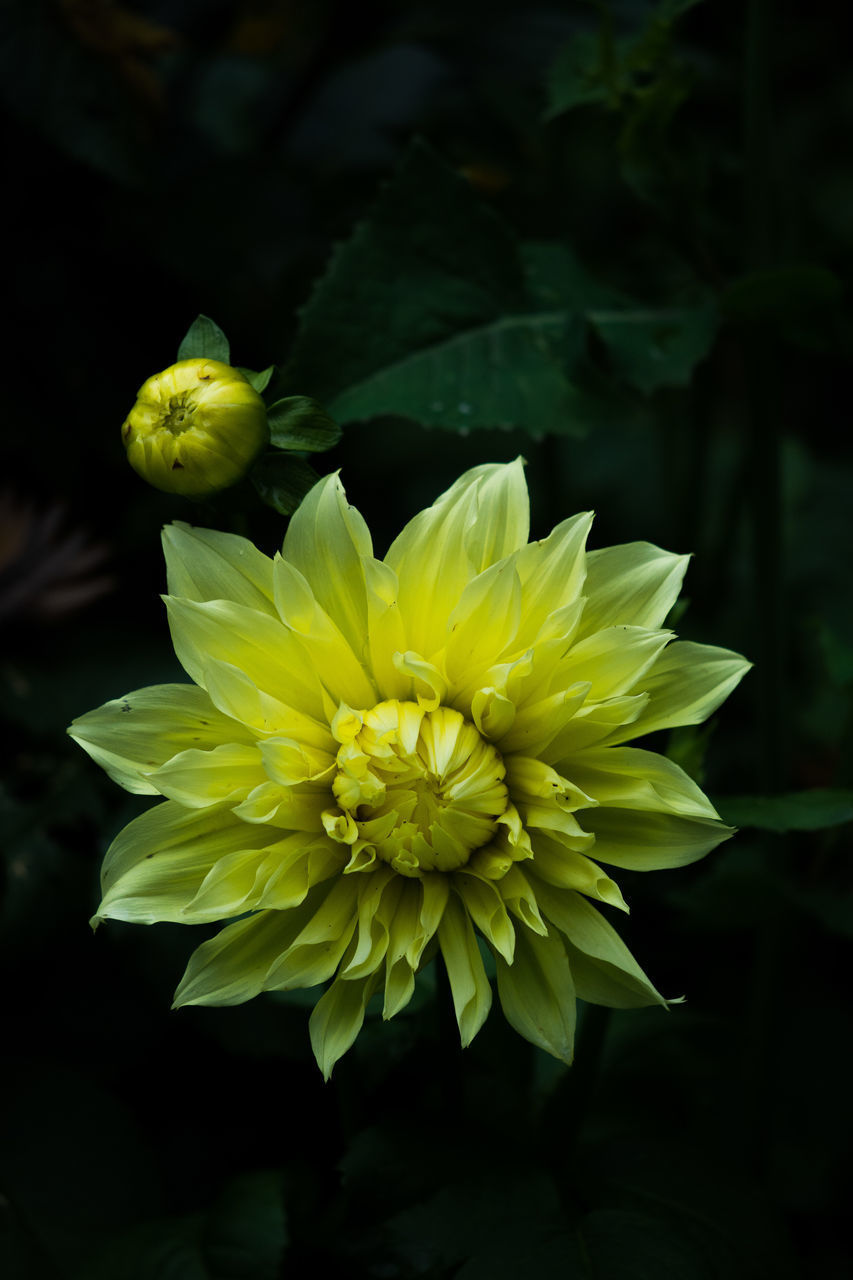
xmin=1 ymin=2 xmax=852 ymax=1276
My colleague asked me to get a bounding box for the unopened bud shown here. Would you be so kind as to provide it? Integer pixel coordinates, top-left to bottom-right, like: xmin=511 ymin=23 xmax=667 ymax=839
xmin=121 ymin=359 xmax=268 ymax=497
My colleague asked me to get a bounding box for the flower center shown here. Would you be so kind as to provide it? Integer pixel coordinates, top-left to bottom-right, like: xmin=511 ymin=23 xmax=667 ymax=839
xmin=323 ymin=700 xmax=509 ymax=877
xmin=162 ymin=395 xmax=195 ymax=436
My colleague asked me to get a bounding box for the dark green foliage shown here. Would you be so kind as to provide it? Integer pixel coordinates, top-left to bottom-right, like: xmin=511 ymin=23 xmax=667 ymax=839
xmin=2 ymin=0 xmax=852 ymax=1276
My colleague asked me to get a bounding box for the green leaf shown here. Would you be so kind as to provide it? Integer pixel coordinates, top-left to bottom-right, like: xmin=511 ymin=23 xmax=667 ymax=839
xmin=715 ymin=789 xmax=853 ymax=833
xmin=522 ymin=242 xmax=620 ymax=312
xmin=328 ymin=312 xmax=587 ymax=436
xmin=721 ymin=263 xmax=843 ymax=324
xmin=177 ymin=315 xmax=231 ymax=364
xmin=266 ymin=397 xmax=342 ymax=452
xmin=544 ymin=31 xmax=624 ymax=119
xmin=203 ymin=1171 xmax=288 ymax=1280
xmin=250 ymin=453 xmax=320 ymax=515
xmin=589 ymin=303 xmax=717 ymax=393
xmin=237 ymin=365 xmax=276 ymax=393
xmin=579 ymin=1208 xmax=719 ymax=1280
xmin=283 ymin=139 xmax=526 ymax=404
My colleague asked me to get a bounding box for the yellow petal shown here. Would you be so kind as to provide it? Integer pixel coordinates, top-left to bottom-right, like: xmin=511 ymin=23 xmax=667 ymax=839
xmin=263 ymin=877 xmax=359 ymax=990
xmin=173 ymin=902 xmax=318 ymax=1007
xmin=386 ymin=460 xmax=529 ymax=658
xmin=512 ymin=511 xmax=593 ymax=644
xmin=576 ymin=541 xmax=690 ymax=636
xmin=529 ymin=833 xmax=627 ymax=912
xmin=201 ymin=658 xmax=334 ymax=750
xmin=68 ymin=684 xmax=252 ymax=796
xmin=164 ymin=596 xmax=326 ymax=719
xmin=557 ymin=746 xmax=720 ymax=819
xmin=444 ymin=560 xmax=522 ymax=687
xmin=273 ymin=555 xmax=377 ymax=707
xmin=95 ymin=801 xmax=277 ymax=924
xmin=494 ymin=926 xmax=576 ymax=1062
xmin=581 ymin=806 xmax=733 ymax=870
xmin=455 ymin=873 xmax=516 ymax=963
xmin=532 ymin=882 xmax=665 ymax=1007
xmin=282 ymin=473 xmax=373 ymax=656
xmin=602 ymin=641 xmax=752 ymax=744
xmin=162 ymin=523 xmax=276 ymax=615
xmin=554 ymin=626 xmax=674 ymax=702
xmin=146 ymin=742 xmax=264 ymax=807
xmin=309 ymin=972 xmax=382 ymax=1080
xmin=437 ymin=894 xmax=492 ymax=1046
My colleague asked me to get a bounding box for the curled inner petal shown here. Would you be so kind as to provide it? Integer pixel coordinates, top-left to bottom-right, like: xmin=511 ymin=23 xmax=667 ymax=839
xmin=323 ymin=700 xmax=509 ymax=876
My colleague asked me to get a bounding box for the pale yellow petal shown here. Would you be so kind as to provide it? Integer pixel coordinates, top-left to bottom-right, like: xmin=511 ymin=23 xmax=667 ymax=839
xmin=532 ymin=882 xmax=665 ymax=1007
xmin=263 ymin=877 xmax=360 ymax=990
xmin=340 ymin=868 xmax=399 ymax=979
xmin=408 ymin=873 xmax=450 ymax=967
xmin=257 ymin=839 xmax=344 ymax=908
xmin=581 ymin=805 xmax=733 ymax=870
xmin=512 ymin=511 xmax=593 ymax=644
xmin=383 ymin=881 xmax=421 ymax=1018
xmin=272 ymin=555 xmax=377 ymax=706
xmin=162 ymin=523 xmax=276 ymax=614
xmin=309 ymin=972 xmax=382 ymax=1080
xmin=602 ymin=640 xmax=752 ymax=744
xmin=164 ymin=595 xmax=326 ymax=719
xmin=576 ymin=541 xmax=690 ymax=637
xmin=281 ymin=473 xmax=373 ymax=656
xmin=386 ymin=460 xmax=529 ymax=658
xmin=528 ymin=833 xmax=627 ymax=912
xmin=444 ymin=560 xmax=522 ymax=687
xmin=437 ymin=894 xmax=492 ymax=1047
xmin=364 ymin=559 xmax=410 ymax=701
xmin=173 ymin=902 xmax=318 ymax=1007
xmin=95 ymin=801 xmax=276 ymax=924
xmin=455 ymin=873 xmax=516 ymax=963
xmin=68 ymin=684 xmax=252 ymax=795
xmin=146 ymin=742 xmax=264 ymax=807
xmin=202 ymin=658 xmax=335 ymax=750
xmin=494 ymin=926 xmax=576 ymax=1062
xmin=557 ymin=746 xmax=719 ymax=819
xmin=551 ymin=626 xmax=673 ymax=702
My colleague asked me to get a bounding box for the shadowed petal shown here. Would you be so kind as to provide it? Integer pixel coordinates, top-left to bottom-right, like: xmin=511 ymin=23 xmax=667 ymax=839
xmin=495 ymin=926 xmax=576 ymax=1062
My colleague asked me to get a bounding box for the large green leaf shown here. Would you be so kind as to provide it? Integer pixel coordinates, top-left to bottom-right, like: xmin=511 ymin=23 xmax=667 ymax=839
xmin=283 ymin=139 xmax=527 ymax=406
xmin=589 ymin=303 xmax=717 ymax=393
xmin=715 ymin=789 xmax=853 ymax=833
xmin=328 ymin=312 xmax=586 ymax=436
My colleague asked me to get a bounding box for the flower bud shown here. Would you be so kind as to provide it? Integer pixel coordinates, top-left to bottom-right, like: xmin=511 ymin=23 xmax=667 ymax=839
xmin=121 ymin=359 xmax=268 ymax=497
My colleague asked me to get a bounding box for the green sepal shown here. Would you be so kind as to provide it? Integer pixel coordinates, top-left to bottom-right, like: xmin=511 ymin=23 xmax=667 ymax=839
xmin=177 ymin=314 xmax=231 ymax=363
xmin=266 ymin=396 xmax=342 ymax=452
xmin=250 ymin=452 xmax=321 ymax=516
xmin=238 ymin=365 xmax=276 ymax=393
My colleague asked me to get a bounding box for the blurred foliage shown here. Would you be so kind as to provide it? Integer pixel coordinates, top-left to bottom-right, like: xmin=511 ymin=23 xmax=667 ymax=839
xmin=2 ymin=0 xmax=852 ymax=1276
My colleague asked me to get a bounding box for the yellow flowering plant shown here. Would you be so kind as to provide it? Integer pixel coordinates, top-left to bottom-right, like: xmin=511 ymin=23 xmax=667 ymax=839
xmin=69 ymin=461 xmax=748 ymax=1077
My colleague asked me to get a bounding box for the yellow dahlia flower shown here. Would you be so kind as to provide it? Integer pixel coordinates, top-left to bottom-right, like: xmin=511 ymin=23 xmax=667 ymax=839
xmin=122 ymin=358 xmax=268 ymax=497
xmin=69 ymin=462 xmax=748 ymax=1076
